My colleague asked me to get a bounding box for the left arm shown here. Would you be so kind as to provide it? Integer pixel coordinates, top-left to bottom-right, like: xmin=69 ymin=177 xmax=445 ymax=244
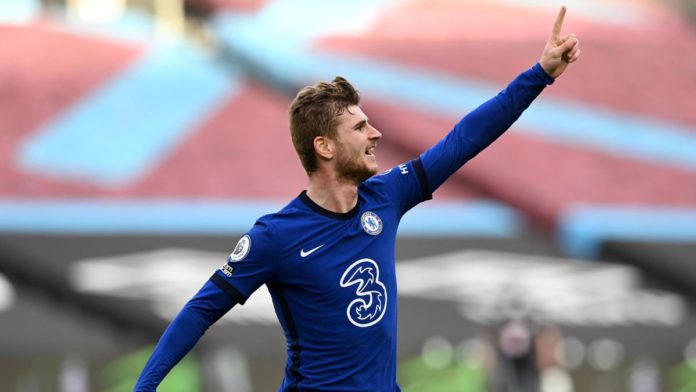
xmin=420 ymin=63 xmax=553 ymax=192
xmin=420 ymin=6 xmax=579 ymax=193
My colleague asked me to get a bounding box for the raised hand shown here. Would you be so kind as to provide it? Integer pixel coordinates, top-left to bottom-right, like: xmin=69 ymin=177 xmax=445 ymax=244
xmin=539 ymin=6 xmax=580 ymax=79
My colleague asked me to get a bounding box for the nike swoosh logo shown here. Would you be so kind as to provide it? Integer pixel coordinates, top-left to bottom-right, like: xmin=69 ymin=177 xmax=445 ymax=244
xmin=300 ymin=244 xmax=324 ymax=257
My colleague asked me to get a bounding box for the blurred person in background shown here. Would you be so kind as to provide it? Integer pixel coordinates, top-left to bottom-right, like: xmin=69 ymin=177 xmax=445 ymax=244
xmin=135 ymin=6 xmax=580 ymax=391
xmin=493 ymin=318 xmax=540 ymax=392
xmin=536 ymin=326 xmax=573 ymax=392
xmin=491 ymin=299 xmax=573 ymax=392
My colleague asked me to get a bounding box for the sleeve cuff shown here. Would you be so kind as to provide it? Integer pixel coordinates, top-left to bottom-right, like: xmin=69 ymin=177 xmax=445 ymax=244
xmin=532 ymin=63 xmax=555 ymax=85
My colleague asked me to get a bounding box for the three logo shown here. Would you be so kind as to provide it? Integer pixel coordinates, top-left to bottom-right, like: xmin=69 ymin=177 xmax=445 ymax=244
xmin=340 ymin=259 xmax=387 ymax=328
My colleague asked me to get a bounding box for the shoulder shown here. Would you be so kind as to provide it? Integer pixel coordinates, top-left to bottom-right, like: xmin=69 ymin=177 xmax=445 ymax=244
xmin=256 ymin=197 xmax=311 ymax=233
xmin=362 ymin=162 xmax=416 ymax=190
xmin=232 ymin=202 xmax=298 ymax=262
xmin=242 ymin=196 xmax=314 ymax=243
xmin=360 ymin=159 xmax=431 ymax=213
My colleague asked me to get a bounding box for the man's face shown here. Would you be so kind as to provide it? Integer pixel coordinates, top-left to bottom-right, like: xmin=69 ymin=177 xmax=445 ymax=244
xmin=332 ymin=105 xmax=382 ymax=184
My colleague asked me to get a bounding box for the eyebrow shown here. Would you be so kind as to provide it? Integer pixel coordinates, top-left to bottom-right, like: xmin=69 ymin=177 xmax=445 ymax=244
xmin=352 ymin=119 xmax=367 ymax=130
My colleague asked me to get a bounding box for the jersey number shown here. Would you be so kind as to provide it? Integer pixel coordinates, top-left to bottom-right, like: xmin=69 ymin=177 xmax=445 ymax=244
xmin=339 ymin=259 xmax=388 ymax=328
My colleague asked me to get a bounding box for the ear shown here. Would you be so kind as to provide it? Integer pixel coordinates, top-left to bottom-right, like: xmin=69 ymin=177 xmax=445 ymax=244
xmin=314 ymin=136 xmax=335 ymax=161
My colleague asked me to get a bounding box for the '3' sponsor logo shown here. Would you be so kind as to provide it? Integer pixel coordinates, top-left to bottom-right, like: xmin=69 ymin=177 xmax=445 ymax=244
xmin=339 ymin=259 xmax=387 ymax=327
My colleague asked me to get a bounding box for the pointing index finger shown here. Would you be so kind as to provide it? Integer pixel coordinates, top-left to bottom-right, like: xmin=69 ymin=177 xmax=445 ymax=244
xmin=551 ymin=6 xmax=567 ymax=39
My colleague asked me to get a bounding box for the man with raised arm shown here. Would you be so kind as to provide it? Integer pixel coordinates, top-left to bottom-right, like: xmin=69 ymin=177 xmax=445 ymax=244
xmin=135 ymin=6 xmax=579 ymax=391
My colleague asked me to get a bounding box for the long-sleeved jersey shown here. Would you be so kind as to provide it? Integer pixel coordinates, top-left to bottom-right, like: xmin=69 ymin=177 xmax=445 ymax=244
xmin=134 ymin=63 xmax=554 ymax=391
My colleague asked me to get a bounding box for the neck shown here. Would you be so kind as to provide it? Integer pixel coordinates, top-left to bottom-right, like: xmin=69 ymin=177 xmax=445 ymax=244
xmin=305 ymin=171 xmax=359 ymax=214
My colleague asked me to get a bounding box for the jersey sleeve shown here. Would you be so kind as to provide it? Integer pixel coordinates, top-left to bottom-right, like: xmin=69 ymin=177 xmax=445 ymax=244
xmin=367 ymin=158 xmax=433 ymax=216
xmin=420 ymin=63 xmax=554 ymax=193
xmin=209 ymin=218 xmax=281 ymax=304
xmin=134 ymin=280 xmax=236 ymax=391
xmin=134 ymin=218 xmax=280 ymax=389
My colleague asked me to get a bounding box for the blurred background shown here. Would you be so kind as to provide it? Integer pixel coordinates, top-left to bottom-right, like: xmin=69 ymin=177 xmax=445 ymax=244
xmin=1 ymin=0 xmax=696 ymax=390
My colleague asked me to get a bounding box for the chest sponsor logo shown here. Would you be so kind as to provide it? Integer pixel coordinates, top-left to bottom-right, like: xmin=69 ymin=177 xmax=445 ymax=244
xmin=339 ymin=259 xmax=388 ymax=327
xmin=361 ymin=211 xmax=382 ymax=236
xmin=229 ymin=234 xmax=251 ymax=262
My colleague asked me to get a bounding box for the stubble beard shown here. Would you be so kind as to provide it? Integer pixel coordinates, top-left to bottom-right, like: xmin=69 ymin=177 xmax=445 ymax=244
xmin=335 ymin=145 xmax=377 ymax=185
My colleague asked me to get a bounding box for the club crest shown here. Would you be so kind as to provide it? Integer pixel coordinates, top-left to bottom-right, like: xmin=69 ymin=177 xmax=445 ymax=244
xmin=229 ymin=234 xmax=251 ymax=262
xmin=361 ymin=211 xmax=382 ymax=236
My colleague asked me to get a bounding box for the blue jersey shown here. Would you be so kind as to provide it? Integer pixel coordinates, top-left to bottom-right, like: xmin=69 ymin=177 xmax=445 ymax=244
xmin=134 ymin=63 xmax=554 ymax=391
xmin=211 ymin=158 xmax=430 ymax=391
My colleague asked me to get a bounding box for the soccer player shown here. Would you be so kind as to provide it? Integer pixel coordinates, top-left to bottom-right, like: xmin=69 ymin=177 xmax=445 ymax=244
xmin=135 ymin=6 xmax=580 ymax=391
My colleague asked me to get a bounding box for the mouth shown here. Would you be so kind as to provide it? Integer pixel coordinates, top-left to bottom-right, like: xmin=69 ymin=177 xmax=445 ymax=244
xmin=365 ymin=146 xmax=376 ymax=158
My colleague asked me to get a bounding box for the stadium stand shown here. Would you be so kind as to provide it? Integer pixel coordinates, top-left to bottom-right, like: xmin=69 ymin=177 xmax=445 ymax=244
xmin=1 ymin=0 xmax=695 ymax=390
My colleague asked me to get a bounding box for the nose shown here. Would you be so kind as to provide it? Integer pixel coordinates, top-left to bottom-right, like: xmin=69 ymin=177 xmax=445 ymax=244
xmin=368 ymin=124 xmax=382 ymax=140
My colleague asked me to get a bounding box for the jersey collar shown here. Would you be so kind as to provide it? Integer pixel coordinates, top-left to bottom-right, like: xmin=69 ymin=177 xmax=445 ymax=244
xmin=299 ymin=191 xmax=360 ymax=220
